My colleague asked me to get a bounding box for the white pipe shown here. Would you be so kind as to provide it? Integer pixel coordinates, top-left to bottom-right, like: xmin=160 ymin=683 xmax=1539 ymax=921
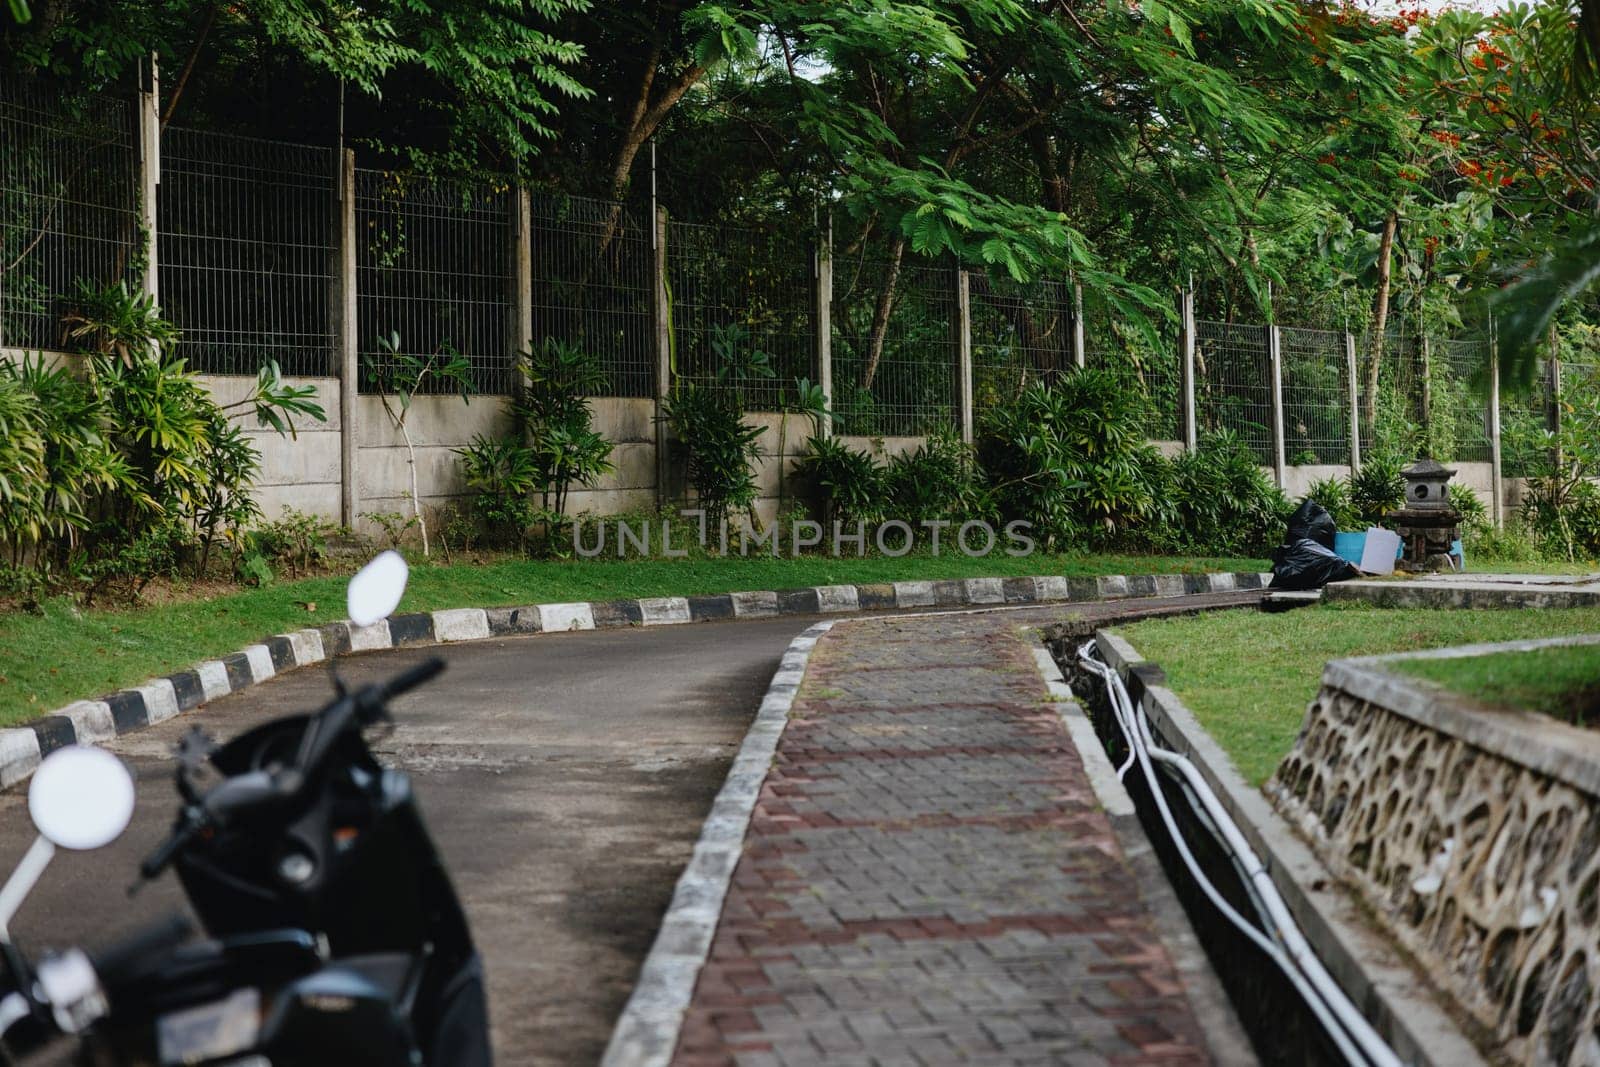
xmin=1077 ymin=642 xmax=1402 ymax=1067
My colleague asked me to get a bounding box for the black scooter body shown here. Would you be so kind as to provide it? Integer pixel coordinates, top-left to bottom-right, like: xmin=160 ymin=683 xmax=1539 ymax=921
xmin=153 ymin=712 xmax=488 ymax=1066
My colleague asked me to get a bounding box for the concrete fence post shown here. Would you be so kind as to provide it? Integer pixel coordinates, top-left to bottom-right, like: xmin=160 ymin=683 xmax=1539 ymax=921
xmin=1489 ymin=321 xmax=1504 ymax=528
xmin=336 ymin=149 xmax=359 ymax=529
xmin=1179 ymin=287 xmax=1197 ymax=451
xmin=1345 ymin=330 xmax=1361 ymax=470
xmin=1548 ymin=325 xmax=1563 ymax=477
xmin=653 ymin=206 xmax=672 ymax=506
xmin=512 ymin=187 xmax=533 ymax=359
xmin=816 ymin=216 xmax=833 ymax=439
xmin=956 ymin=269 xmax=974 ymax=445
xmin=1418 ymin=331 xmax=1432 ymax=446
xmin=1268 ymin=324 xmax=1286 ymax=488
xmin=1071 ymin=281 xmax=1086 ymax=370
xmin=136 ymin=53 xmax=160 ymax=302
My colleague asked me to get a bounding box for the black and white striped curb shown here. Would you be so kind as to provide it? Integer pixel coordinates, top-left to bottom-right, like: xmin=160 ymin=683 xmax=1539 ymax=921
xmin=601 ymin=620 xmax=833 ymax=1067
xmin=0 ymin=569 xmax=1271 ymax=791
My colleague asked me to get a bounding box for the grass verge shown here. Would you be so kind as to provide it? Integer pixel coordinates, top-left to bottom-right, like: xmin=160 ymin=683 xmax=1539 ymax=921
xmin=1115 ymin=602 xmax=1600 ymax=787
xmin=1393 ymin=643 xmax=1600 ymax=726
xmin=0 ymin=551 xmax=1264 ymax=726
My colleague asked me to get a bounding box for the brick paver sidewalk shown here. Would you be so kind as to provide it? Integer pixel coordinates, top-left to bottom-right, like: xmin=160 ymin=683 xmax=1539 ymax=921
xmin=672 ymin=606 xmax=1232 ymax=1066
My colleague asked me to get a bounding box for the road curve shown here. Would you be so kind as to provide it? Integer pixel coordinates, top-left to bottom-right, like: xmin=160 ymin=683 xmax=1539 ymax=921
xmin=0 ymin=614 xmax=814 ymax=1065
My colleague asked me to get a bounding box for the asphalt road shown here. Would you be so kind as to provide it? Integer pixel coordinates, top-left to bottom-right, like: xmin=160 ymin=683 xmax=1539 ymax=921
xmin=0 ymin=615 xmax=814 ymax=1065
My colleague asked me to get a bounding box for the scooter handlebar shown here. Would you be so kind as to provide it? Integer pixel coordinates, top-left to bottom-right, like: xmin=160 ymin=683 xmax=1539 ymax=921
xmin=138 ymin=814 xmax=204 ymax=881
xmin=374 ymin=655 xmax=446 ymax=709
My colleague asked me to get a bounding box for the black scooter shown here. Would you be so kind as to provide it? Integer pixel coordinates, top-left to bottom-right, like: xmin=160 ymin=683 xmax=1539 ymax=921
xmin=0 ymin=551 xmax=491 ymax=1066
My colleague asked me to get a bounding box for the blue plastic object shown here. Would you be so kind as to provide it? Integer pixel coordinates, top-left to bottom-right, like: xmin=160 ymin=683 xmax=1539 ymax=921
xmin=1333 ymin=530 xmax=1405 ymax=566
xmin=1333 ymin=531 xmax=1365 ymax=565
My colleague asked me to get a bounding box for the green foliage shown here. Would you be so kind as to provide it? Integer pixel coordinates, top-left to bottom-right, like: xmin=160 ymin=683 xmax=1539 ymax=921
xmin=362 ymin=510 xmax=420 ymax=550
xmin=882 ymin=431 xmax=988 ymax=526
xmin=510 ymin=339 xmax=615 ymax=517
xmin=976 ymin=371 xmax=1156 ymax=547
xmin=708 ymin=323 xmax=775 ymax=383
xmin=0 ymin=284 xmax=324 ymax=602
xmin=795 ymin=436 xmax=885 ymax=527
xmin=1349 ymin=452 xmax=1406 ymax=526
xmin=1449 ymin=483 xmax=1490 ymax=537
xmin=1159 ymin=431 xmax=1292 ymax=556
xmin=661 ymin=383 xmax=763 ymax=528
xmin=245 ymin=508 xmax=333 ymax=580
xmin=455 ymin=434 xmax=540 ymax=546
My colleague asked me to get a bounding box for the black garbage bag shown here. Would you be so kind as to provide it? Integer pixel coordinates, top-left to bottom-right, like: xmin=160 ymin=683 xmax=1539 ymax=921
xmin=1285 ymin=498 xmax=1338 ymax=551
xmin=1270 ymin=538 xmax=1361 ymax=590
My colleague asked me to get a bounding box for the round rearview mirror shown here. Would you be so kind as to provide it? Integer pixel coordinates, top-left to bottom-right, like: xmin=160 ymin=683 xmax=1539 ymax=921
xmin=29 ymin=747 xmax=136 ymax=851
xmin=348 ymin=550 xmax=409 ymax=628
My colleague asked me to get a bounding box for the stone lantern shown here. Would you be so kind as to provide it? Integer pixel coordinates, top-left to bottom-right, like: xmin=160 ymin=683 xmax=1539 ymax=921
xmin=1385 ymin=457 xmax=1460 ymax=572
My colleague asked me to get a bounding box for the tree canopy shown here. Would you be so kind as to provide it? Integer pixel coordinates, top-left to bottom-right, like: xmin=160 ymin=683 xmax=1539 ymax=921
xmin=5 ymin=0 xmax=1599 ymax=385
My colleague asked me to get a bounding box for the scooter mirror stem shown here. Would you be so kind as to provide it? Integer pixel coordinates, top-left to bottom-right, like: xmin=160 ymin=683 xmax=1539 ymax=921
xmin=0 ymin=837 xmax=55 ymax=942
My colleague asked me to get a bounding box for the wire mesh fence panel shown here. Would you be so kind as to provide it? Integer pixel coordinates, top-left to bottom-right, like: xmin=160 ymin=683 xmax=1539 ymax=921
xmin=528 ymin=192 xmax=653 ymax=397
xmin=1279 ymin=325 xmax=1349 ymax=465
xmin=969 ymin=274 xmax=1072 ymax=415
xmin=1353 ymin=325 xmax=1420 ymax=455
xmin=1195 ymin=320 xmax=1272 ymax=461
xmin=668 ymin=218 xmax=813 ymax=412
xmin=1432 ymin=336 xmax=1492 ymax=464
xmin=356 ymin=170 xmax=514 ymax=395
xmin=832 ymin=256 xmax=956 ymax=438
xmin=1081 ymin=287 xmax=1180 ymax=440
xmin=159 ymin=127 xmax=336 ymax=377
xmin=0 ymin=80 xmax=139 ymax=351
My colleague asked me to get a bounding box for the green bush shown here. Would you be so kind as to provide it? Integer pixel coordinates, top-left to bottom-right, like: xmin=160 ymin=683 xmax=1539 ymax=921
xmin=795 ymin=435 xmax=885 ymax=527
xmin=512 ymin=339 xmax=615 ymax=517
xmin=1162 ymin=431 xmax=1292 ymax=556
xmin=661 ymin=383 xmax=764 ymax=528
xmin=0 ymin=285 xmax=322 ymax=604
xmin=456 ymin=434 xmax=540 ymax=546
xmin=977 ymin=371 xmax=1160 ymax=548
xmin=1349 ymin=452 xmax=1406 ymax=525
xmin=1523 ymin=478 xmax=1600 ymax=561
xmin=884 ymin=430 xmax=989 ymax=525
xmin=1448 ymin=483 xmax=1490 ymax=536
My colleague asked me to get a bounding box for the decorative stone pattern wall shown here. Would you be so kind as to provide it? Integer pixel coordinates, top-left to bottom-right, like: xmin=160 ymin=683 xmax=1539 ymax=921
xmin=1268 ymin=645 xmax=1600 ymax=1067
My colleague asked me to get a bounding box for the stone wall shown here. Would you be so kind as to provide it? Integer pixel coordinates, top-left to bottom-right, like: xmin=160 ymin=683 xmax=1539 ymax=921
xmin=1268 ymin=636 xmax=1600 ymax=1067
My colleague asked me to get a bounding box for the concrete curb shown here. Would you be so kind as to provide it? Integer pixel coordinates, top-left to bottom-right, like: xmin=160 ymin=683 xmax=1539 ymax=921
xmin=600 ymin=619 xmax=835 ymax=1067
xmin=1089 ymin=630 xmax=1486 ymax=1067
xmin=2 ymin=570 xmax=1271 ymax=791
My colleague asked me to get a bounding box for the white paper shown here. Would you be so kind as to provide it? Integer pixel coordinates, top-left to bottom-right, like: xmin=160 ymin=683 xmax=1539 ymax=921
xmin=1360 ymin=527 xmax=1400 ymax=575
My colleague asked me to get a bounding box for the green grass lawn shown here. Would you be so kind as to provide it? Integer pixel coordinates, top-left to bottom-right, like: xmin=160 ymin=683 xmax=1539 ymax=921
xmin=0 ymin=551 xmax=1265 ymax=726
xmin=1393 ymin=642 xmax=1600 ymax=726
xmin=1115 ymin=602 xmax=1600 ymax=787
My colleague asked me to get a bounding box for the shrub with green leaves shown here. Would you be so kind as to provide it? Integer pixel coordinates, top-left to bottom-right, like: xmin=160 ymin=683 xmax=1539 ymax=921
xmin=512 ymin=339 xmax=616 ymax=518
xmin=977 ymin=371 xmax=1160 ymax=547
xmin=1162 ymin=430 xmax=1292 ymax=555
xmin=0 ymin=283 xmax=324 ymax=603
xmin=795 ymin=435 xmax=885 ymax=527
xmin=456 ymin=434 xmax=540 ymax=546
xmin=884 ymin=430 xmax=990 ymax=525
xmin=1349 ymin=451 xmax=1407 ymax=525
xmin=662 ymin=383 xmax=764 ymax=528
xmin=1448 ymin=483 xmax=1490 ymax=536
